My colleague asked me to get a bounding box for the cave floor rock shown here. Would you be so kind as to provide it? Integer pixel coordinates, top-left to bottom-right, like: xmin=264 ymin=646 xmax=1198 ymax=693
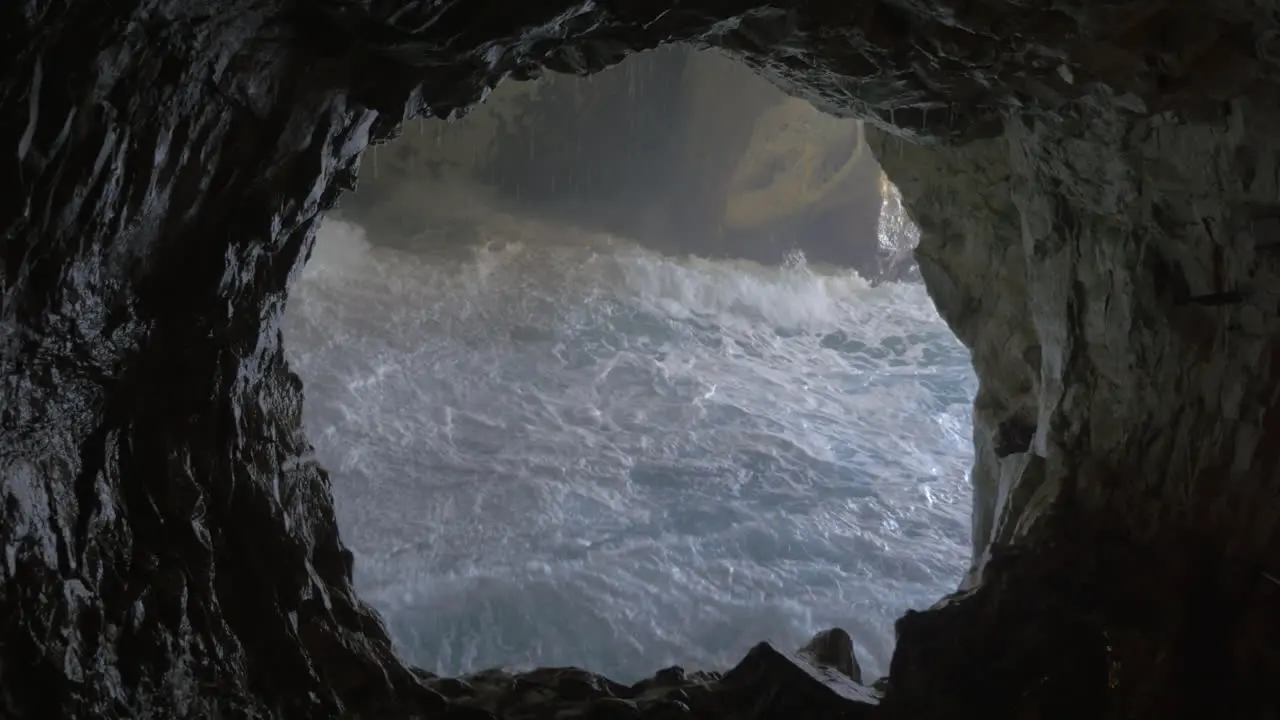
xmin=429 ymin=630 xmax=878 ymax=720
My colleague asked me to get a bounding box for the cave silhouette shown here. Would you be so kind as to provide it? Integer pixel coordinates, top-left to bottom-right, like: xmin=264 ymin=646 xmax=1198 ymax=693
xmin=4 ymin=2 xmax=1280 ymax=719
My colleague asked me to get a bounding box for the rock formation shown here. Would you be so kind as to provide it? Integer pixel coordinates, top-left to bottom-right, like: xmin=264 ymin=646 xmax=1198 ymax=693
xmin=333 ymin=44 xmax=893 ymax=278
xmin=426 ymin=630 xmax=877 ymax=720
xmin=3 ymin=1 xmax=1279 ymax=719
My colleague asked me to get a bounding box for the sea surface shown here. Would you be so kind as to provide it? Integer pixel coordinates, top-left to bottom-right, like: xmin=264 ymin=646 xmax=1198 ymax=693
xmin=283 ymin=216 xmax=976 ymax=683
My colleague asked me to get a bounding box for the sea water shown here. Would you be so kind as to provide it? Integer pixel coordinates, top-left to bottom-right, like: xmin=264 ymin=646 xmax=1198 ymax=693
xmin=283 ymin=217 xmax=975 ymax=683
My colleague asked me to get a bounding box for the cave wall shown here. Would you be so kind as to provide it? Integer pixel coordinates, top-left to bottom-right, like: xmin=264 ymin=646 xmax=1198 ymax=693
xmin=723 ymin=113 xmax=884 ymax=270
xmin=868 ymin=131 xmax=1034 ymax=565
xmin=4 ymin=0 xmax=1280 ymax=718
xmin=725 ymin=107 xmax=871 ymax=231
xmin=874 ymin=94 xmax=1280 ymax=571
xmin=0 ymin=11 xmax=438 ymax=718
xmin=872 ymin=93 xmax=1280 ymax=718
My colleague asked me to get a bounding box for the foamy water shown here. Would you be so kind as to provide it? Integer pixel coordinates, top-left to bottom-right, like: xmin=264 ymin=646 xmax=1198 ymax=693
xmin=284 ymin=218 xmax=975 ymax=683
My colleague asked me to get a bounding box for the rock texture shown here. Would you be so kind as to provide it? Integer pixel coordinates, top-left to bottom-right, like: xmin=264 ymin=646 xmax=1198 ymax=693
xmin=4 ymin=0 xmax=1280 ymax=718
xmin=872 ymin=95 xmax=1280 ymax=717
xmin=797 ymin=627 xmax=862 ymax=684
xmin=427 ymin=630 xmax=877 ymax=720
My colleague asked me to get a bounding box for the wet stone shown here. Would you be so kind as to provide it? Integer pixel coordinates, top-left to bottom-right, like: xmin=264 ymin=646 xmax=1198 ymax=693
xmin=798 ymin=627 xmax=864 ymax=683
xmin=441 ymin=628 xmax=878 ymax=720
xmin=653 ymin=666 xmax=686 ymax=686
xmin=588 ymin=697 xmax=643 ymax=719
xmin=633 ymin=698 xmax=695 ymax=719
xmin=429 ymin=677 xmax=479 ymax=699
xmin=716 ymin=636 xmax=879 ymax=719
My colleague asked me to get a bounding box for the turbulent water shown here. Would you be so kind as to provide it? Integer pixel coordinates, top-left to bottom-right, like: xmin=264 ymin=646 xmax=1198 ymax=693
xmin=284 ymin=217 xmax=976 ymax=683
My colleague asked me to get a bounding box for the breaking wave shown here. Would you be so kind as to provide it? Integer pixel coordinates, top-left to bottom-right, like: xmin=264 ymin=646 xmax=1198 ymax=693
xmin=284 ymin=218 xmax=975 ymax=683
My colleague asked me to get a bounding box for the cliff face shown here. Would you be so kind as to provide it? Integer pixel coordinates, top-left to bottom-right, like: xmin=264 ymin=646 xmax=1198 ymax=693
xmin=3 ymin=1 xmax=1279 ymax=719
xmin=335 ymin=45 xmax=889 ymax=275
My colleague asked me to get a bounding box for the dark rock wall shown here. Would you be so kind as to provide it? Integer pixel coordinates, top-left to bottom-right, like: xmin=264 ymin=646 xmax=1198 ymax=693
xmin=874 ymin=92 xmax=1280 ymax=716
xmin=1 ymin=8 xmax=435 ymax=718
xmin=4 ymin=0 xmax=1280 ymax=718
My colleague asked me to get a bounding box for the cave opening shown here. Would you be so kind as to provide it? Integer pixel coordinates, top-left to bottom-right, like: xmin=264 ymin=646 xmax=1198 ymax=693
xmin=13 ymin=1 xmax=1280 ymax=716
xmin=283 ymin=46 xmax=976 ymax=683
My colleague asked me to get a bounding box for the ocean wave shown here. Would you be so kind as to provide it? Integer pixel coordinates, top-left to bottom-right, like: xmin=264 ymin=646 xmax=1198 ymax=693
xmin=285 ymin=217 xmax=976 ymax=682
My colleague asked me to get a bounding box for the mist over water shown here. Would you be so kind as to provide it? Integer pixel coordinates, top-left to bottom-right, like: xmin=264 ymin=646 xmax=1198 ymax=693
xmin=284 ymin=217 xmax=975 ymax=683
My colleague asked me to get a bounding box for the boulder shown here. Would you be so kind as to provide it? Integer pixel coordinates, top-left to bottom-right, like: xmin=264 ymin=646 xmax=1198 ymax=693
xmin=715 ymin=639 xmax=878 ymax=719
xmin=797 ymin=627 xmax=863 ymax=684
xmin=425 ymin=633 xmax=877 ymax=720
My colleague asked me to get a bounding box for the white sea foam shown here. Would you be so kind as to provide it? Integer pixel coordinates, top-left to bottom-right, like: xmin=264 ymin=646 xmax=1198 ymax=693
xmin=285 ymin=217 xmax=975 ymax=683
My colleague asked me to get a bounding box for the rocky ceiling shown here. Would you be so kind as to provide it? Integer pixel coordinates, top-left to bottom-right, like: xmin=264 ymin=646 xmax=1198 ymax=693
xmin=3 ymin=0 xmax=1280 ymax=718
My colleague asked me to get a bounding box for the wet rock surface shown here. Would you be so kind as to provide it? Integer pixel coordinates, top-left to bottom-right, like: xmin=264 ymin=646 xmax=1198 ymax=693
xmin=427 ymin=630 xmax=877 ymax=720
xmin=5 ymin=0 xmax=1280 ymax=718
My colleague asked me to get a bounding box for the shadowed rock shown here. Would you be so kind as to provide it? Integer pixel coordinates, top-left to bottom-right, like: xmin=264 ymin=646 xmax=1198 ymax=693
xmin=717 ymin=641 xmax=878 ymax=719
xmin=427 ymin=634 xmax=877 ymax=720
xmin=5 ymin=0 xmax=1280 ymax=718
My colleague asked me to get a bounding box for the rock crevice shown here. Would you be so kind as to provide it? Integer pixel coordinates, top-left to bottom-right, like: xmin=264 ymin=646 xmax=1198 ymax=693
xmin=4 ymin=0 xmax=1280 ymax=718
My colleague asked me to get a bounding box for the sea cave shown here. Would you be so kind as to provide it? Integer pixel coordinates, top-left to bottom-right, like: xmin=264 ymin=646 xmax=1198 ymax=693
xmin=3 ymin=2 xmax=1280 ymax=719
